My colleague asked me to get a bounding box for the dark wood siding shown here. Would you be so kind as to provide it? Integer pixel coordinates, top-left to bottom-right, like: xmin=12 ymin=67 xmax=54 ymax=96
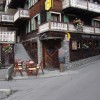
xmin=70 ymin=33 xmax=100 ymax=62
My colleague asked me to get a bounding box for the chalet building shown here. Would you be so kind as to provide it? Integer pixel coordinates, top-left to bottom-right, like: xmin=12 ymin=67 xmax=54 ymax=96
xmin=0 ymin=0 xmax=100 ymax=70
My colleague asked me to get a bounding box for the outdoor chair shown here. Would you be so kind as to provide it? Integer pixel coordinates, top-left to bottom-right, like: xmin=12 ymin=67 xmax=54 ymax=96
xmin=13 ymin=61 xmax=23 ymax=76
xmin=25 ymin=60 xmax=37 ymax=76
xmin=36 ymin=61 xmax=44 ymax=75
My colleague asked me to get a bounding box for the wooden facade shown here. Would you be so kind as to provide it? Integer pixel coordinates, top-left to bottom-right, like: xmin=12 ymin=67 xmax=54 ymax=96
xmin=20 ymin=0 xmax=100 ymax=69
xmin=70 ymin=33 xmax=100 ymax=61
xmin=2 ymin=0 xmax=100 ymax=69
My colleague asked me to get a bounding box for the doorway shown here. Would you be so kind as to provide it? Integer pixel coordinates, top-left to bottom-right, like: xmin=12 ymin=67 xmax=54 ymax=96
xmin=43 ymin=39 xmax=61 ymax=69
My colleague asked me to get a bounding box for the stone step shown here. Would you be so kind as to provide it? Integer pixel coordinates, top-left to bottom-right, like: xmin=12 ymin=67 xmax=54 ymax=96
xmin=15 ymin=43 xmax=31 ymax=61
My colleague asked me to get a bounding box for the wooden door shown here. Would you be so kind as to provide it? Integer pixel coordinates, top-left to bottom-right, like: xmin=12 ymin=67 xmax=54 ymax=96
xmin=43 ymin=40 xmax=61 ymax=68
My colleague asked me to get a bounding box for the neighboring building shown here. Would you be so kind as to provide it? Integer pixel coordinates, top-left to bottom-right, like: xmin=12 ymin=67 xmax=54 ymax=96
xmin=0 ymin=0 xmax=100 ymax=70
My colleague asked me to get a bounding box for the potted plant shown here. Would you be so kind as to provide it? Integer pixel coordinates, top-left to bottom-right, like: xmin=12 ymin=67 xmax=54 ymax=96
xmin=2 ymin=44 xmax=12 ymax=54
xmin=0 ymin=61 xmax=2 ymax=69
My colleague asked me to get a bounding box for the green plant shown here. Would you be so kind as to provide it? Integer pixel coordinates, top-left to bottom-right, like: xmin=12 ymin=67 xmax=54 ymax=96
xmin=0 ymin=61 xmax=2 ymax=68
xmin=2 ymin=44 xmax=12 ymax=54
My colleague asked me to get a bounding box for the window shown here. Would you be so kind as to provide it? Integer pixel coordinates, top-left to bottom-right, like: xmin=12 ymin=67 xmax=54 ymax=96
xmin=94 ymin=21 xmax=100 ymax=27
xmin=28 ymin=0 xmax=39 ymax=8
xmin=77 ymin=41 xmax=81 ymax=49
xmin=72 ymin=41 xmax=77 ymax=50
xmin=67 ymin=14 xmax=76 ymax=23
xmin=31 ymin=17 xmax=34 ymax=31
xmin=34 ymin=17 xmax=38 ymax=29
xmin=33 ymin=14 xmax=40 ymax=30
xmin=95 ymin=40 xmax=100 ymax=48
xmin=26 ymin=21 xmax=31 ymax=33
xmin=30 ymin=14 xmax=40 ymax=31
xmin=51 ymin=13 xmax=60 ymax=22
xmin=0 ymin=4 xmax=4 ymax=11
xmin=82 ymin=41 xmax=89 ymax=49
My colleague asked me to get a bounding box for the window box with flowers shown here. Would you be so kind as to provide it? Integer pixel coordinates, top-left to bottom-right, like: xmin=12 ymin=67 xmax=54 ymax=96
xmin=2 ymin=44 xmax=12 ymax=54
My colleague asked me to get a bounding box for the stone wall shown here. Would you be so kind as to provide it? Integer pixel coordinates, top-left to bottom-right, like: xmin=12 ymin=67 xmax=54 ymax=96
xmin=37 ymin=38 xmax=43 ymax=64
xmin=68 ymin=55 xmax=100 ymax=69
xmin=62 ymin=35 xmax=70 ymax=70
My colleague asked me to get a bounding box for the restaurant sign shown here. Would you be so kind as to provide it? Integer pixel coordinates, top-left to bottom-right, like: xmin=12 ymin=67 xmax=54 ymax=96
xmin=0 ymin=31 xmax=15 ymax=43
xmin=82 ymin=34 xmax=100 ymax=39
xmin=65 ymin=32 xmax=71 ymax=41
xmin=45 ymin=0 xmax=53 ymax=11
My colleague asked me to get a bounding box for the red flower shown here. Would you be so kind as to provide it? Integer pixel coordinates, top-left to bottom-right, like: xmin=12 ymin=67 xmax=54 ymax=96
xmin=2 ymin=44 xmax=12 ymax=54
xmin=3 ymin=44 xmax=10 ymax=47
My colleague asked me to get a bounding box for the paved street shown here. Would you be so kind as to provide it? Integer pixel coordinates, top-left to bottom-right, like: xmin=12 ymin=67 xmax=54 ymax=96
xmin=0 ymin=60 xmax=100 ymax=100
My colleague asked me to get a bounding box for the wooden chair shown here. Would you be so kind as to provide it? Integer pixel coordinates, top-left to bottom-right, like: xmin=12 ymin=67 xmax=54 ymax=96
xmin=25 ymin=60 xmax=37 ymax=76
xmin=36 ymin=61 xmax=44 ymax=76
xmin=13 ymin=61 xmax=23 ymax=76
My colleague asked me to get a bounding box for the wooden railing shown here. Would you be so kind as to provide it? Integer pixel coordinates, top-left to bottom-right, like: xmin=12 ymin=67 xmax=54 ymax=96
xmin=88 ymin=2 xmax=100 ymax=13
xmin=0 ymin=9 xmax=29 ymax=23
xmin=0 ymin=15 xmax=14 ymax=22
xmin=62 ymin=0 xmax=100 ymax=13
xmin=0 ymin=31 xmax=16 ymax=43
xmin=39 ymin=21 xmax=100 ymax=34
xmin=14 ymin=9 xmax=29 ymax=22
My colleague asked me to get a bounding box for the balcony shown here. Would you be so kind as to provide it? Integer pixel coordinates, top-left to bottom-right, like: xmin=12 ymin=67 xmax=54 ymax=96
xmin=0 ymin=31 xmax=16 ymax=43
xmin=0 ymin=15 xmax=14 ymax=23
xmin=38 ymin=21 xmax=100 ymax=34
xmin=14 ymin=9 xmax=29 ymax=22
xmin=62 ymin=0 xmax=100 ymax=13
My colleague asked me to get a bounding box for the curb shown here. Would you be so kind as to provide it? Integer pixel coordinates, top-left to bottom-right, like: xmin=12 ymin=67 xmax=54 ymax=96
xmin=0 ymin=89 xmax=12 ymax=99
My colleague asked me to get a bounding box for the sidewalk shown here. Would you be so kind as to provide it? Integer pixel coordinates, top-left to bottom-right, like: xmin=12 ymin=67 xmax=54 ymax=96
xmin=13 ymin=68 xmax=69 ymax=80
xmin=12 ymin=59 xmax=100 ymax=80
xmin=0 ymin=59 xmax=100 ymax=81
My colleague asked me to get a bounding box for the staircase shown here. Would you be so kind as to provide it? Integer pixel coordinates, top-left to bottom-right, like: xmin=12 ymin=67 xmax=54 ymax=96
xmin=14 ymin=43 xmax=31 ymax=61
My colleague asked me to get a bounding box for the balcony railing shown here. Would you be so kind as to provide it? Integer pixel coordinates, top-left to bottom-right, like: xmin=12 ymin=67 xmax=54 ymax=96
xmin=0 ymin=15 xmax=14 ymax=23
xmin=39 ymin=21 xmax=100 ymax=34
xmin=0 ymin=9 xmax=29 ymax=23
xmin=88 ymin=2 xmax=100 ymax=13
xmin=62 ymin=0 xmax=100 ymax=13
xmin=0 ymin=31 xmax=16 ymax=43
xmin=14 ymin=9 xmax=29 ymax=22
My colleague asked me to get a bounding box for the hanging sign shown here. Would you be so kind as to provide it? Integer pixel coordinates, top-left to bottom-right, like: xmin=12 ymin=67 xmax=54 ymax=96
xmin=45 ymin=0 xmax=53 ymax=11
xmin=65 ymin=32 xmax=71 ymax=41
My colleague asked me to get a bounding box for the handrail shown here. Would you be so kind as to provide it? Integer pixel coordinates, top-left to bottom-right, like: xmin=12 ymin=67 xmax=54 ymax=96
xmin=0 ymin=9 xmax=29 ymax=23
xmin=62 ymin=0 xmax=100 ymax=13
xmin=39 ymin=21 xmax=100 ymax=34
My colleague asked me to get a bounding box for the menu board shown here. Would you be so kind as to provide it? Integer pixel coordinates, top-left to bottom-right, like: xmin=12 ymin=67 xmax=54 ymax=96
xmin=72 ymin=41 xmax=77 ymax=50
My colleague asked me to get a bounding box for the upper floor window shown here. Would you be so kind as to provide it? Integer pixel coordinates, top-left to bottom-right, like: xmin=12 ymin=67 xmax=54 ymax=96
xmin=51 ymin=12 xmax=61 ymax=22
xmin=94 ymin=20 xmax=100 ymax=28
xmin=34 ymin=16 xmax=38 ymax=29
xmin=51 ymin=13 xmax=59 ymax=22
xmin=28 ymin=0 xmax=39 ymax=8
xmin=0 ymin=4 xmax=4 ymax=11
xmin=67 ymin=14 xmax=76 ymax=23
xmin=30 ymin=14 xmax=40 ymax=31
